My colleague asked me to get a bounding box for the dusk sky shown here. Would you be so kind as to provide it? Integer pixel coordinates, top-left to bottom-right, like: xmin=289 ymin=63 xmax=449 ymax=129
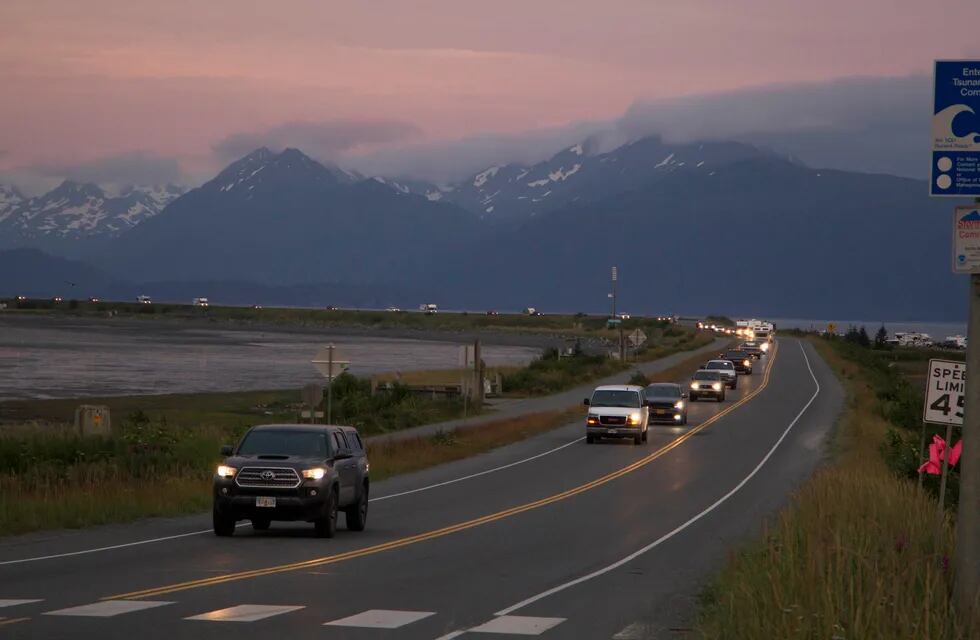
xmin=2 ymin=0 xmax=980 ymax=189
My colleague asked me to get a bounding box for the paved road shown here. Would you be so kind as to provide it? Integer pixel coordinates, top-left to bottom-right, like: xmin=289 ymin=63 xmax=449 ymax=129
xmin=0 ymin=338 xmax=841 ymax=639
xmin=370 ymin=337 xmax=730 ymax=444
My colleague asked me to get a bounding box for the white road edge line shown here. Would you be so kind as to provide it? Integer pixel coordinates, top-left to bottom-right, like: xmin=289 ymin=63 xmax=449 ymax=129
xmin=493 ymin=340 xmax=820 ymax=616
xmin=0 ymin=435 xmax=584 ymax=566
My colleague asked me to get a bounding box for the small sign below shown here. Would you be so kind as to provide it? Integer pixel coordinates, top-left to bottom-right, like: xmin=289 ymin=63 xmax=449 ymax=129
xmin=924 ymin=358 xmax=966 ymax=426
xmin=953 ymin=205 xmax=980 ymax=273
xmin=628 ymin=328 xmax=647 ymax=347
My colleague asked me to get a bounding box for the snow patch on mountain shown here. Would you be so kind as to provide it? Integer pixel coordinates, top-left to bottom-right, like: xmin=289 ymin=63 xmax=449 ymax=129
xmin=473 ymin=166 xmax=500 ymax=188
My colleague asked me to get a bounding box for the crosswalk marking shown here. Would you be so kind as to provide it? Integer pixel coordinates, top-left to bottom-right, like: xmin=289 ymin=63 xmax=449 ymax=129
xmin=325 ymin=609 xmax=435 ymax=629
xmin=0 ymin=600 xmax=41 ymax=608
xmin=469 ymin=615 xmax=566 ymax=635
xmin=45 ymin=600 xmax=173 ymax=617
xmin=185 ymin=604 xmax=304 ymax=622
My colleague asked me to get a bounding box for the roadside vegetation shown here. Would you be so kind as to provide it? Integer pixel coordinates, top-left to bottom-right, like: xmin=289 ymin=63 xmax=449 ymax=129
xmin=501 ymin=327 xmax=714 ymax=395
xmin=698 ymin=333 xmax=974 ymax=639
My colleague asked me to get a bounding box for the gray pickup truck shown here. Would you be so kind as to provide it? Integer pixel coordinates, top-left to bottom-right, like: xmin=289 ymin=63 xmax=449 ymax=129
xmin=213 ymin=424 xmax=370 ymax=538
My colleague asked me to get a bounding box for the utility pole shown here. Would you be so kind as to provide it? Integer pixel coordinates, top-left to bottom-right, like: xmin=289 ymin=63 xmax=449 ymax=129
xmin=611 ymin=266 xmax=625 ymax=361
xmin=611 ymin=266 xmax=618 ymax=318
xmin=955 ymin=197 xmax=980 ymax=620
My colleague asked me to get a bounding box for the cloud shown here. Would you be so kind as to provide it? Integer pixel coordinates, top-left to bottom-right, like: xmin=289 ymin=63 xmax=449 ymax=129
xmin=30 ymin=151 xmax=183 ymax=186
xmin=350 ymin=74 xmax=932 ymax=182
xmin=610 ymin=74 xmax=931 ymax=177
xmin=212 ymin=120 xmax=422 ymax=163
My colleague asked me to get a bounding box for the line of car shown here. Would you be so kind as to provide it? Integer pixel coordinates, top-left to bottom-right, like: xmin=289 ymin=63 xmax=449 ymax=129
xmin=207 ymin=334 xmax=773 ymax=535
xmin=583 ymin=335 xmax=773 ymax=444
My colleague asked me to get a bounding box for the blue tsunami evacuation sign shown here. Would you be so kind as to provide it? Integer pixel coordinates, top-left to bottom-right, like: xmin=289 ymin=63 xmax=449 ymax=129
xmin=932 ymin=61 xmax=980 ymax=197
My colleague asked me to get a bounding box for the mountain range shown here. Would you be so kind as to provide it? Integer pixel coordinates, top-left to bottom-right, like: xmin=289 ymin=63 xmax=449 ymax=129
xmin=0 ymin=180 xmax=184 ymax=255
xmin=0 ymin=137 xmax=968 ymax=320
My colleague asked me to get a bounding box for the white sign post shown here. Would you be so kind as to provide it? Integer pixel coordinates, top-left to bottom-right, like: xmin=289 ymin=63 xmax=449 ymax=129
xmin=312 ymin=344 xmax=350 ymax=425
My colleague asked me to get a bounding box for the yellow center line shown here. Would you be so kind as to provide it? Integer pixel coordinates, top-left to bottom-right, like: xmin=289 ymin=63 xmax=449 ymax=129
xmin=0 ymin=617 xmax=30 ymax=627
xmin=108 ymin=341 xmax=779 ymax=600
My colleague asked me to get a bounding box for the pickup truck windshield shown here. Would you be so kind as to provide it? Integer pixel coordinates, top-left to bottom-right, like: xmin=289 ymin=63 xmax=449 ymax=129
xmin=693 ymin=371 xmax=721 ymax=380
xmin=590 ymin=390 xmax=641 ymax=408
xmin=238 ymin=431 xmax=328 ymax=457
xmin=645 ymin=384 xmax=681 ymax=398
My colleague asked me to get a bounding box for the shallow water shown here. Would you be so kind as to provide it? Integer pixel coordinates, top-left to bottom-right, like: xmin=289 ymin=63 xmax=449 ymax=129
xmin=0 ymin=318 xmax=539 ymax=400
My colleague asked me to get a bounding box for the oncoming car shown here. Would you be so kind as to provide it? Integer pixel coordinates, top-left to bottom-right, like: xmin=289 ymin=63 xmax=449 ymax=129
xmin=721 ymin=350 xmax=754 ymax=374
xmin=584 ymin=385 xmax=649 ymax=444
xmin=689 ymin=370 xmax=726 ymax=402
xmin=644 ymin=382 xmax=688 ymax=425
xmin=213 ymin=424 xmax=369 ymax=538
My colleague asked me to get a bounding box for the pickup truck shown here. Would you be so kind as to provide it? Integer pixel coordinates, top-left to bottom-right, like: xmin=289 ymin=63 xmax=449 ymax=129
xmin=213 ymin=424 xmax=370 ymax=538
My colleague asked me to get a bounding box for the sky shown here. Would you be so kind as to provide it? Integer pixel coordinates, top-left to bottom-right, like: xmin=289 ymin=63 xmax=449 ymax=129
xmin=2 ymin=0 xmax=979 ymax=191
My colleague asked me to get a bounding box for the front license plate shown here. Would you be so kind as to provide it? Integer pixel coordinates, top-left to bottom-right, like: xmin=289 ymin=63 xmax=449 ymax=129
xmin=607 ymin=429 xmax=618 ymax=434
xmin=256 ymin=496 xmax=276 ymax=508
xmin=656 ymin=409 xmax=668 ymax=415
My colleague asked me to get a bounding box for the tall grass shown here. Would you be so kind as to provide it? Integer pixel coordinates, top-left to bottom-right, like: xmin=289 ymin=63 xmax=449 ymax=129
xmin=698 ymin=340 xmax=973 ymax=638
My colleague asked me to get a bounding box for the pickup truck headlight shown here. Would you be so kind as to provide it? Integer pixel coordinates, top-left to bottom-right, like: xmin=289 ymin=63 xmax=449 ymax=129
xmin=627 ymin=412 xmax=642 ymax=425
xmin=744 ymin=359 xmax=751 ymax=367
xmin=216 ymin=465 xmax=236 ymax=478
xmin=586 ymin=414 xmax=599 ymax=425
xmin=712 ymin=382 xmax=722 ymax=391
xmin=760 ymin=343 xmax=770 ymax=352
xmin=674 ymin=401 xmax=684 ymax=410
xmin=302 ymin=468 xmax=326 ymax=480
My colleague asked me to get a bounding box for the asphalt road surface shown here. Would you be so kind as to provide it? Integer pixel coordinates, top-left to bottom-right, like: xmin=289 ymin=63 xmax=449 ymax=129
xmin=0 ymin=338 xmax=842 ymax=639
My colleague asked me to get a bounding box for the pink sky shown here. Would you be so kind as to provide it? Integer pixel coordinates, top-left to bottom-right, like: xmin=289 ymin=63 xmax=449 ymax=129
xmin=2 ymin=0 xmax=979 ymax=182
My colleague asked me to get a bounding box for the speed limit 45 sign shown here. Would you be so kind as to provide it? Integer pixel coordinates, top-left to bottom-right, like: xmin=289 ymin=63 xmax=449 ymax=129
xmin=924 ymin=359 xmax=966 ymax=425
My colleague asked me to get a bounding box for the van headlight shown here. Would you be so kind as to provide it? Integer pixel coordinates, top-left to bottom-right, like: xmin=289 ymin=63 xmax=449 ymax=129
xmin=627 ymin=412 xmax=642 ymax=425
xmin=216 ymin=465 xmax=236 ymax=478
xmin=302 ymin=468 xmax=326 ymax=480
xmin=586 ymin=414 xmax=599 ymax=425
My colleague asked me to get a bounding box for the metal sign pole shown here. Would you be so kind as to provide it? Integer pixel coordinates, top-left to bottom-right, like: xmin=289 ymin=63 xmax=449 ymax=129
xmin=937 ymin=421 xmax=955 ymax=528
xmin=327 ymin=344 xmax=334 ymax=425
xmin=918 ymin=420 xmax=928 ymax=489
xmin=956 ymin=234 xmax=980 ymax=618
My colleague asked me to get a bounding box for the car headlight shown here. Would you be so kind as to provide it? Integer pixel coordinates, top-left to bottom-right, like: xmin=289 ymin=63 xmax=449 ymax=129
xmin=712 ymin=382 xmax=722 ymax=391
xmin=586 ymin=414 xmax=599 ymax=425
xmin=627 ymin=412 xmax=642 ymax=425
xmin=760 ymin=343 xmax=769 ymax=352
xmin=302 ymin=468 xmax=326 ymax=480
xmin=216 ymin=465 xmax=236 ymax=478
xmin=674 ymin=401 xmax=684 ymax=409
xmin=744 ymin=359 xmax=751 ymax=367
xmin=690 ymin=382 xmax=698 ymax=389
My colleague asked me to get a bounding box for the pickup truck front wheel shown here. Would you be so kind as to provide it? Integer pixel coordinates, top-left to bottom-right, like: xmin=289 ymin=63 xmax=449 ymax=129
xmin=315 ymin=488 xmax=338 ymax=538
xmin=213 ymin=507 xmax=235 ymax=537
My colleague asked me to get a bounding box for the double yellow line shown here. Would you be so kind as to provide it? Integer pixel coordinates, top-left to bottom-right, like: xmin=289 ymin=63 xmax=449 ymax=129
xmin=110 ymin=341 xmax=779 ymax=600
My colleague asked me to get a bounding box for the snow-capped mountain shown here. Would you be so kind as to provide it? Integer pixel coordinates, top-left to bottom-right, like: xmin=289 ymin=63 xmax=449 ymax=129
xmin=0 ymin=185 xmax=26 ymax=224
xmin=0 ymin=181 xmax=185 ymax=245
xmin=388 ymin=135 xmax=777 ymax=221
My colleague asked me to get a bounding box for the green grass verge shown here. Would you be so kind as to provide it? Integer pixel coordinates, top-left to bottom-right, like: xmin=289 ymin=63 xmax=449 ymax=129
xmin=697 ymin=338 xmax=974 ymax=638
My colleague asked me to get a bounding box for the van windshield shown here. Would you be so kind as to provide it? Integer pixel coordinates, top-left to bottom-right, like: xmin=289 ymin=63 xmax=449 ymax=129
xmin=590 ymin=390 xmax=641 ymax=408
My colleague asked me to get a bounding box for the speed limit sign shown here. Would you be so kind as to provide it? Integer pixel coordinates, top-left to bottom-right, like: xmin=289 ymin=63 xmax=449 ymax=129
xmin=924 ymin=359 xmax=966 ymax=425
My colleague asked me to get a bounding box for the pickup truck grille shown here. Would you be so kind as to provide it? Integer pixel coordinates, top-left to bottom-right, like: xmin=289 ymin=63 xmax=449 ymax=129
xmin=599 ymin=415 xmax=627 ymax=425
xmin=236 ymin=467 xmax=301 ymax=489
